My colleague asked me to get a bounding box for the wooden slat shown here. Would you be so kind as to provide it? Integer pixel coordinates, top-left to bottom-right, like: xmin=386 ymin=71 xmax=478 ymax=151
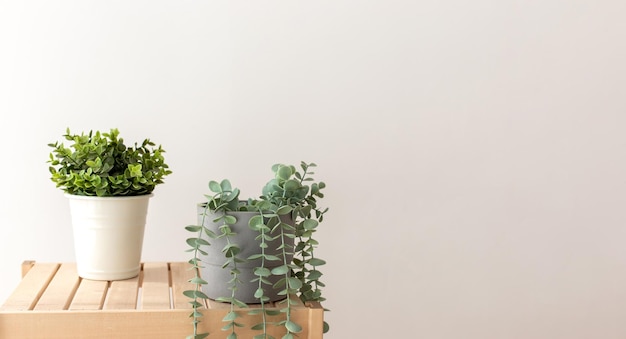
xmin=104 ymin=275 xmax=140 ymax=310
xmin=34 ymin=263 xmax=79 ymax=310
xmin=0 ymin=261 xmax=325 ymax=338
xmin=69 ymin=279 xmax=108 ymax=310
xmin=169 ymin=262 xmax=196 ymax=309
xmin=21 ymin=260 xmax=36 ymax=278
xmin=0 ymin=263 xmax=59 ymax=311
xmin=305 ymin=301 xmax=325 ymax=339
xmin=141 ymin=262 xmax=170 ymax=309
xmin=0 ymin=309 xmax=201 ymax=339
xmin=0 ymin=307 xmax=323 ymax=339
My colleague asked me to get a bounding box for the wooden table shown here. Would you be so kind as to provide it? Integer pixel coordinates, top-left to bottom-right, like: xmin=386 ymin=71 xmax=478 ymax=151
xmin=0 ymin=261 xmax=324 ymax=339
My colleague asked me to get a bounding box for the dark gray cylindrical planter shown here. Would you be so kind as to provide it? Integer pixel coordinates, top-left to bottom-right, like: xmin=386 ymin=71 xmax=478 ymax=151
xmin=198 ymin=205 xmax=294 ymax=304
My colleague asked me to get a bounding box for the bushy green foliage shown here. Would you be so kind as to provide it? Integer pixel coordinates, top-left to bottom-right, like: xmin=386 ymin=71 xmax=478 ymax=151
xmin=48 ymin=128 xmax=172 ymax=196
xmin=185 ymin=162 xmax=329 ymax=339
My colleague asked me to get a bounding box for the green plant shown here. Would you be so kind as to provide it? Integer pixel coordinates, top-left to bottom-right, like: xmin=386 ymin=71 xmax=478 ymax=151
xmin=185 ymin=162 xmax=329 ymax=339
xmin=48 ymin=128 xmax=172 ymax=196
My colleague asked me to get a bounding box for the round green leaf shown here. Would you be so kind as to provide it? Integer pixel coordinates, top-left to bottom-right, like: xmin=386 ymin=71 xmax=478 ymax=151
xmin=208 ymin=181 xmax=221 ymax=193
xmin=271 ymin=265 xmax=289 ymax=275
xmin=285 ymin=321 xmax=302 ymax=333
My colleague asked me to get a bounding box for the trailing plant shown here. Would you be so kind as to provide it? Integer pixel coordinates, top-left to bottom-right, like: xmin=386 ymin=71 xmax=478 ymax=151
xmin=185 ymin=162 xmax=329 ymax=339
xmin=48 ymin=128 xmax=172 ymax=196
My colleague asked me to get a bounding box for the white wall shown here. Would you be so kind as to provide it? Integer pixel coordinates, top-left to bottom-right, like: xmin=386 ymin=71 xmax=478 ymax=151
xmin=2 ymin=1 xmax=626 ymax=338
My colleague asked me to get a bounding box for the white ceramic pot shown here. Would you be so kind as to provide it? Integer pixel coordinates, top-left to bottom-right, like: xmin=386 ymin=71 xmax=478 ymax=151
xmin=66 ymin=194 xmax=153 ymax=280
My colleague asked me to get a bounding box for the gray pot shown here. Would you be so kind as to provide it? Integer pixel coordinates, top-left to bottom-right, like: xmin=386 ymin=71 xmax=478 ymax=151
xmin=198 ymin=205 xmax=294 ymax=304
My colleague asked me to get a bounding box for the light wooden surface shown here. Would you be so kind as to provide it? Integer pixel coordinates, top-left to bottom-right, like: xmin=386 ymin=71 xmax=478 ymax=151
xmin=0 ymin=261 xmax=324 ymax=339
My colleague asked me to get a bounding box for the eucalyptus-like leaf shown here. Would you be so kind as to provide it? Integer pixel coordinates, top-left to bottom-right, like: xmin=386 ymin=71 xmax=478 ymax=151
xmin=232 ymin=298 xmax=247 ymax=308
xmin=302 ymin=219 xmax=318 ymax=230
xmin=223 ymin=311 xmax=238 ymax=321
xmin=287 ymin=277 xmax=302 ymax=290
xmin=183 ymin=290 xmax=209 ymax=300
xmin=254 ymin=267 xmax=271 ymax=277
xmin=248 ymin=254 xmax=263 ymax=260
xmin=188 ymin=277 xmax=208 ymax=285
xmin=258 ymin=310 xmax=277 ymax=317
xmin=220 ymin=179 xmax=232 ymax=192
xmin=249 ymin=215 xmax=264 ymax=228
xmin=251 ymin=323 xmax=265 ymax=331
xmin=271 ymin=265 xmax=289 ymax=275
xmin=189 ymin=300 xmax=204 ymax=308
xmin=186 ymin=237 xmax=210 ymax=248
xmin=208 ymin=180 xmax=222 ymax=193
xmin=285 ymin=321 xmax=302 ymax=333
xmin=185 ymin=225 xmax=203 ymax=232
xmin=307 ymin=270 xmax=322 ymax=280
xmin=276 ymin=165 xmax=293 ymax=180
xmin=222 ymin=243 xmax=241 ymax=255
xmin=308 ymin=258 xmax=326 ymax=266
xmin=276 ymin=205 xmax=293 ymax=215
xmin=224 ymin=215 xmax=237 ymax=225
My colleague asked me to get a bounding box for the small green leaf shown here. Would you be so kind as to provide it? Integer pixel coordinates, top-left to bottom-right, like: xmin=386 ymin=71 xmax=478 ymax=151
xmin=215 ymin=297 xmax=232 ymax=303
xmin=251 ymin=323 xmax=266 ymax=331
xmin=220 ymin=179 xmax=232 ymax=192
xmin=208 ymin=180 xmax=222 ymax=193
xmin=285 ymin=320 xmax=302 ymax=333
xmin=276 ymin=205 xmax=292 ymax=215
xmin=302 ymin=219 xmax=318 ymax=230
xmin=189 ymin=277 xmax=208 ymax=285
xmin=185 ymin=225 xmax=202 ymax=232
xmin=307 ymin=270 xmax=322 ymax=280
xmin=271 ymin=265 xmax=289 ymax=275
xmin=224 ymin=215 xmax=237 ymax=224
xmin=183 ymin=290 xmax=209 ymax=300
xmin=223 ymin=311 xmax=238 ymax=321
xmin=249 ymin=215 xmax=264 ymax=228
xmin=254 ymin=267 xmax=271 ymax=277
xmin=287 ymin=277 xmax=302 ymax=290
xmin=308 ymin=258 xmax=326 ymax=266
xmin=232 ymin=298 xmax=247 ymax=308
xmin=188 ymin=300 xmax=203 ymax=307
xmin=186 ymin=237 xmax=210 ymax=248
xmin=248 ymin=309 xmax=263 ymax=315
xmin=276 ymin=165 xmax=293 ymax=180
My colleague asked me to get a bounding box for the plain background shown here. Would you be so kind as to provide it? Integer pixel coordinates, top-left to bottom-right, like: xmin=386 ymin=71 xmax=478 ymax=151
xmin=1 ymin=1 xmax=626 ymax=338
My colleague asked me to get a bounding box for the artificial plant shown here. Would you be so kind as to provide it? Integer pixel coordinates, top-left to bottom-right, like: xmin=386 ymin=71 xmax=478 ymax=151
xmin=48 ymin=128 xmax=172 ymax=196
xmin=185 ymin=162 xmax=329 ymax=339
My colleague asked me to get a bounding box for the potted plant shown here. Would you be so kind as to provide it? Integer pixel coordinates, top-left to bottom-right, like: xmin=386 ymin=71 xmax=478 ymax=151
xmin=185 ymin=162 xmax=329 ymax=339
xmin=48 ymin=128 xmax=172 ymax=280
